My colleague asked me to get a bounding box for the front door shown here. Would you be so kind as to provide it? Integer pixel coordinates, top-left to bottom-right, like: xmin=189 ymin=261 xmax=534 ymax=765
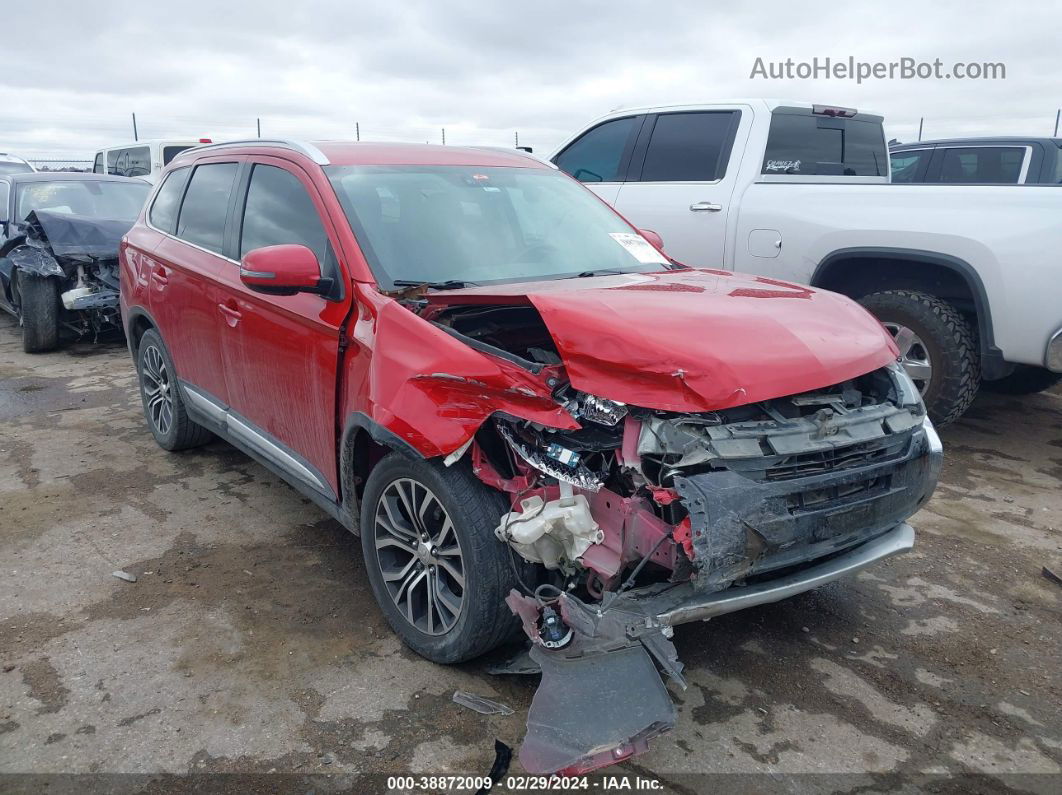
xmin=213 ymin=158 xmax=352 ymax=498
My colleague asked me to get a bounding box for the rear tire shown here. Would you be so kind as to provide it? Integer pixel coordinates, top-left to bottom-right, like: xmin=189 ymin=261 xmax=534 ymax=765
xmin=360 ymin=453 xmax=519 ymax=664
xmin=859 ymin=289 xmax=980 ymax=427
xmin=136 ymin=329 xmax=213 ymax=451
xmin=983 ymin=365 xmax=1062 ymax=395
xmin=18 ymin=275 xmax=60 ymax=353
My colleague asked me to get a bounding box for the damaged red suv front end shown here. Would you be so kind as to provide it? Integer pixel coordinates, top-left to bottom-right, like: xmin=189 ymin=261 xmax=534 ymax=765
xmin=328 ymin=160 xmax=942 ymax=773
xmin=391 ymin=268 xmax=941 ymax=774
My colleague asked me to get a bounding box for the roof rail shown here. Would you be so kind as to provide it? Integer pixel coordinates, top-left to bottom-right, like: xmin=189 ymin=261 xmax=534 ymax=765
xmin=171 ymin=139 xmax=330 ymax=165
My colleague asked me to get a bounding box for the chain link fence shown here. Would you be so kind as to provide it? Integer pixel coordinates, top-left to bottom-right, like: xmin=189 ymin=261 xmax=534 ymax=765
xmin=27 ymin=159 xmax=94 ymax=172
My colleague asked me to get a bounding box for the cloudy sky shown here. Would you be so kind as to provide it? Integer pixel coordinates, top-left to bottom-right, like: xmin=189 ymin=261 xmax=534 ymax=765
xmin=6 ymin=0 xmax=1059 ymax=162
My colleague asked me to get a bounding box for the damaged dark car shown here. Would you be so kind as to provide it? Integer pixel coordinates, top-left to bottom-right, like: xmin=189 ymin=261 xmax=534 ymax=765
xmin=0 ymin=172 xmax=150 ymax=351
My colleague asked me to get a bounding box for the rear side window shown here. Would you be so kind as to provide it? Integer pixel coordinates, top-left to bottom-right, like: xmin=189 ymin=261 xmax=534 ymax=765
xmin=763 ymin=112 xmax=887 ymax=176
xmin=176 ymin=162 xmax=238 ymax=254
xmin=0 ymin=182 xmax=9 ymax=216
xmin=149 ymin=167 xmax=191 ymax=234
xmin=163 ymin=145 xmax=193 ymax=165
xmin=890 ymin=150 xmax=928 ymax=183
xmin=638 ymin=112 xmax=738 ymax=182
xmin=93 ymin=153 xmax=104 ymax=174
xmin=108 ymin=146 xmax=151 ymax=177
xmin=554 ymin=116 xmax=639 ymax=183
xmin=938 ymin=147 xmax=1025 ymax=183
xmin=239 ymin=164 xmax=329 ymax=263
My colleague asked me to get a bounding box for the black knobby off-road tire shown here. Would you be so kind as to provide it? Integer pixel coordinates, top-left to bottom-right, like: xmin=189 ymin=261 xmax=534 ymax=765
xmin=135 ymin=329 xmax=213 ymax=451
xmin=360 ymin=453 xmax=519 ymax=664
xmin=18 ymin=275 xmax=60 ymax=353
xmin=859 ymin=289 xmax=980 ymax=426
xmin=983 ymin=365 xmax=1062 ymax=396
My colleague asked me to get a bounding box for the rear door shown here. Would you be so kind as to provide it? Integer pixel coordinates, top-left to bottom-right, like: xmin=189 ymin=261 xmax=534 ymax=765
xmin=212 ymin=157 xmax=352 ymax=498
xmin=146 ymin=158 xmax=239 ymax=405
xmin=610 ymin=109 xmax=745 ymax=268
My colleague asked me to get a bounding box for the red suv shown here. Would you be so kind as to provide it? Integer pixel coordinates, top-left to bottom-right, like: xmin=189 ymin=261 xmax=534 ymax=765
xmin=120 ymin=140 xmax=941 ymax=773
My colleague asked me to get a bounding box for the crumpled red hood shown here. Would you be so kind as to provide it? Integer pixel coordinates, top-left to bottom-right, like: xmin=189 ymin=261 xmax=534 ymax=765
xmin=429 ymin=269 xmax=899 ymax=413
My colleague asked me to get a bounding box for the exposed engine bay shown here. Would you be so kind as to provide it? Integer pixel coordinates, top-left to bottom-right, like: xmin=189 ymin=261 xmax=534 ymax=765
xmin=0 ymin=210 xmax=128 ymax=339
xmin=409 ymin=295 xmax=942 ymax=775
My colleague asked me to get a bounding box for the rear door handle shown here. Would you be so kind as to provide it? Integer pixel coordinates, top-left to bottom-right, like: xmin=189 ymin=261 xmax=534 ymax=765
xmin=217 ymin=300 xmax=242 ymax=326
xmin=689 ymin=202 xmax=723 ymax=212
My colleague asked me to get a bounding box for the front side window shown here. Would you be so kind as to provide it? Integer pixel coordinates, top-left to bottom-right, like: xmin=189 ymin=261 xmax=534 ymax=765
xmin=638 ymin=112 xmax=738 ymax=182
xmin=175 ymin=162 xmax=238 ymax=254
xmin=93 ymin=152 xmax=104 ymax=173
xmin=763 ymin=111 xmax=888 ymax=176
xmin=889 ymin=150 xmax=928 ymax=183
xmin=15 ymin=180 xmax=150 ymax=222
xmin=149 ymin=167 xmax=191 ymax=234
xmin=938 ymin=147 xmax=1025 ymax=183
xmin=554 ymin=116 xmax=639 ymax=183
xmin=108 ymin=146 xmax=151 ymax=178
xmin=239 ymin=164 xmax=329 ymax=262
xmin=0 ymin=182 xmax=9 ymax=218
xmin=327 ymin=165 xmax=669 ymax=290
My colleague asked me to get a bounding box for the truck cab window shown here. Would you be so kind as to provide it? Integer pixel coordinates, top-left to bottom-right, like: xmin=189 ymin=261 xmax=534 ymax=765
xmin=554 ymin=116 xmax=639 ymax=183
xmin=638 ymin=112 xmax=738 ymax=182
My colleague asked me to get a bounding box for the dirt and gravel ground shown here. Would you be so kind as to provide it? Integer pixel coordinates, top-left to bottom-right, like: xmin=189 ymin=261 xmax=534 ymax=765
xmin=1 ymin=313 xmax=1060 ymax=793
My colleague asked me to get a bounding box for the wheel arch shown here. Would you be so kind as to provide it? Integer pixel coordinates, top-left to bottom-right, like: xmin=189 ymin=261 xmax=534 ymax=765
xmin=339 ymin=412 xmax=425 ymax=534
xmin=811 ymin=247 xmax=1004 ymax=377
xmin=124 ymin=306 xmax=158 ymax=361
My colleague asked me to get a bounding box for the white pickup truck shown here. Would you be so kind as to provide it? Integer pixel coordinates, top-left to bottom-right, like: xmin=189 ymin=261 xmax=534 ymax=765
xmin=549 ymin=100 xmax=1062 ymax=424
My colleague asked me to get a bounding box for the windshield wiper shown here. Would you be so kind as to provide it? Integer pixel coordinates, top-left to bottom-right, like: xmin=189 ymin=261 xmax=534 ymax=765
xmin=390 ymin=279 xmax=478 ymax=290
xmin=571 ymin=269 xmax=627 ymax=278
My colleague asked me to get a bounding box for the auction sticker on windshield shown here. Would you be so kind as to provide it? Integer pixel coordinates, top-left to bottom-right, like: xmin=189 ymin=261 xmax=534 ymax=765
xmin=609 ymin=233 xmax=669 ymax=265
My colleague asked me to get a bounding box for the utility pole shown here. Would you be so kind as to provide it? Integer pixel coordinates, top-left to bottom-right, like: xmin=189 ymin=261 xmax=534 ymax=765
xmin=132 ymin=112 xmax=138 ymax=141
xmin=1054 ymin=109 xmax=1060 ymax=137
xmin=257 ymin=118 xmax=261 ymax=138
xmin=441 ymin=128 xmax=446 ymax=145
xmin=356 ymin=122 xmax=360 ymax=142
xmin=515 ymin=131 xmax=519 ymax=148
xmin=917 ymin=117 xmax=924 ymax=142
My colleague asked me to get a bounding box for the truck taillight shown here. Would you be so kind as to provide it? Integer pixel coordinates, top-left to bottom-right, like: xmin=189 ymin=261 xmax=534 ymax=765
xmin=812 ymin=105 xmax=857 ymax=118
xmin=199 ymin=138 xmax=212 ymax=143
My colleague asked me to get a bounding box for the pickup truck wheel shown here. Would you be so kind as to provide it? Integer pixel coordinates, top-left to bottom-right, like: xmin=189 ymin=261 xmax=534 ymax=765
xmin=859 ymin=290 xmax=980 ymax=426
xmin=983 ymin=365 xmax=1062 ymax=395
xmin=18 ymin=275 xmax=60 ymax=353
xmin=136 ymin=329 xmax=213 ymax=451
xmin=360 ymin=453 xmax=518 ymax=664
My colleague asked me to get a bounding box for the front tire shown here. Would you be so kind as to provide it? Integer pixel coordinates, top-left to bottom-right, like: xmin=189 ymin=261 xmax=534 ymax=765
xmin=859 ymin=290 xmax=980 ymax=427
xmin=136 ymin=329 xmax=213 ymax=451
xmin=18 ymin=275 xmax=60 ymax=353
xmin=983 ymin=365 xmax=1062 ymax=395
xmin=360 ymin=453 xmax=519 ymax=664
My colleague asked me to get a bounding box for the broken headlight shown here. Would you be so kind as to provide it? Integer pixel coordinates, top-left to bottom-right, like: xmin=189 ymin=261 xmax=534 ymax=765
xmin=887 ymin=362 xmax=924 ymax=411
xmin=578 ymin=393 xmax=628 ymax=427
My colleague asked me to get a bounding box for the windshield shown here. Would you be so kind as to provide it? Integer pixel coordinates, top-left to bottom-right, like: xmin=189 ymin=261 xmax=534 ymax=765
xmin=16 ymin=180 xmax=150 ymax=222
xmin=326 ymin=165 xmax=669 ymax=288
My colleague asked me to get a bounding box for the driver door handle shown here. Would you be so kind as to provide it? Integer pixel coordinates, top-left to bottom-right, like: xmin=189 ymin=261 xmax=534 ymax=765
xmin=690 ymin=201 xmax=722 ymax=212
xmin=217 ymin=300 xmax=242 ymax=327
